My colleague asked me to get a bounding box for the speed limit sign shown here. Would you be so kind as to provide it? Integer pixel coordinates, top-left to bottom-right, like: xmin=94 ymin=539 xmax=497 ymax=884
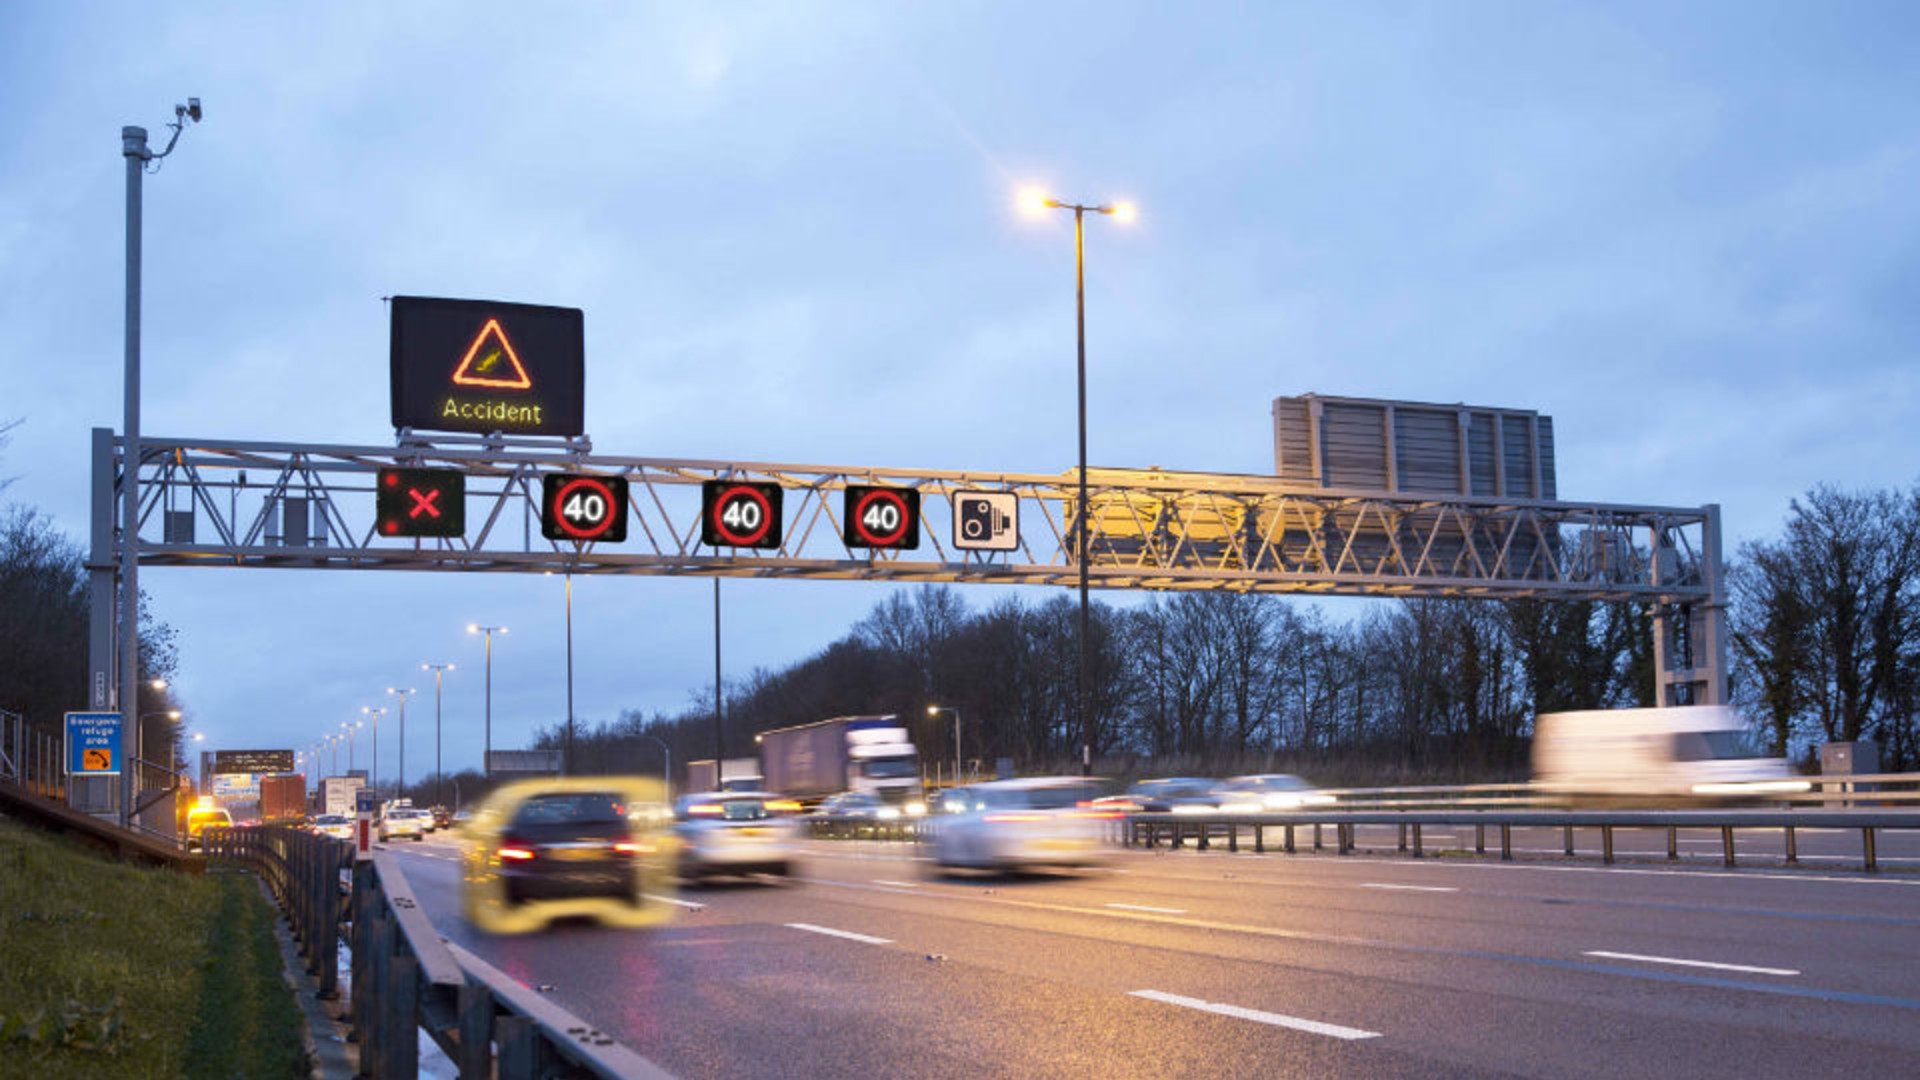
xmin=541 ymin=474 xmax=629 ymax=542
xmin=701 ymin=480 xmax=784 ymax=549
xmin=842 ymin=486 xmax=920 ymax=550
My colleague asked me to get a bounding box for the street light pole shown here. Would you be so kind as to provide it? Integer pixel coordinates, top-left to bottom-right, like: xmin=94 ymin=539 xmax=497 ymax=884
xmin=566 ymin=574 xmax=575 ymax=776
xmin=422 ymin=663 xmax=453 ymax=807
xmin=469 ymin=625 xmax=506 ymax=776
xmin=386 ymin=688 xmax=415 ymax=794
xmin=116 ymin=98 xmax=198 ymax=824
xmin=1020 ymin=188 xmax=1133 ymax=776
xmin=927 ymin=706 xmax=962 ymax=784
xmin=713 ymin=578 xmax=723 ymax=763
xmin=362 ymin=707 xmax=386 ymax=794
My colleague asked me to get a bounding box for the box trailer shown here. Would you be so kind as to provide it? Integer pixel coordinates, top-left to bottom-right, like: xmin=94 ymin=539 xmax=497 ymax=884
xmin=758 ymin=716 xmax=921 ymax=807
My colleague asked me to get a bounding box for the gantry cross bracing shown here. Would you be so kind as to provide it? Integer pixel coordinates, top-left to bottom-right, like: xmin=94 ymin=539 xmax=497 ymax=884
xmin=100 ymin=431 xmax=1718 ymax=603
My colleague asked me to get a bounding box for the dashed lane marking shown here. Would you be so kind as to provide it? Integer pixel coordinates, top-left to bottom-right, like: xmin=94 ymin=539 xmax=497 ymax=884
xmin=1129 ymin=990 xmax=1380 ymax=1040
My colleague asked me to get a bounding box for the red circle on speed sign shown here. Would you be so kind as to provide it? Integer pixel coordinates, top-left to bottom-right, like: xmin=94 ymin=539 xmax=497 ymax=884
xmin=851 ymin=488 xmax=911 ymax=546
xmin=552 ymin=476 xmax=618 ymax=540
xmin=711 ymin=484 xmax=775 ymax=545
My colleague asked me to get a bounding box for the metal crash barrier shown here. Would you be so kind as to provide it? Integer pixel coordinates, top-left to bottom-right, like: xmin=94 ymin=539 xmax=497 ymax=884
xmin=206 ymin=824 xmax=673 ymax=1079
xmin=1123 ymin=808 xmax=1920 ymax=872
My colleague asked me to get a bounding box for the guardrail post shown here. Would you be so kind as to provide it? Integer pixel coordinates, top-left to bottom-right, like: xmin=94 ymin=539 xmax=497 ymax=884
xmin=1785 ymin=826 xmax=1797 ymax=865
xmin=1171 ymin=823 xmax=1184 ymax=850
xmin=1863 ymin=828 xmax=1878 ymax=872
xmin=1499 ymin=824 xmax=1512 ymax=860
xmin=1397 ymin=823 xmax=1407 ymax=853
xmin=1563 ymin=826 xmax=1574 ymax=857
xmin=1411 ymin=823 xmax=1423 ymax=858
xmin=319 ymin=844 xmax=342 ymax=1000
xmin=1227 ymin=823 xmax=1238 ymax=853
xmin=457 ymin=981 xmax=493 ymax=1079
xmin=1475 ymin=824 xmax=1485 ymax=855
xmin=1601 ymin=825 xmax=1614 ymax=865
xmin=495 ymin=1015 xmax=538 ymax=1079
xmin=1721 ymin=826 xmax=1736 ymax=868
xmin=1667 ymin=827 xmax=1678 ymax=861
xmin=1338 ymin=823 xmax=1352 ymax=855
xmin=350 ymin=861 xmax=374 ymax=1059
xmin=381 ymin=953 xmax=419 ymax=1080
xmin=1283 ymin=824 xmax=1295 ymax=854
xmin=365 ymin=901 xmax=391 ymax=1079
xmin=1253 ymin=824 xmax=1263 ymax=854
xmin=1312 ymin=824 xmax=1322 ymax=852
xmin=1197 ymin=823 xmax=1210 ymax=851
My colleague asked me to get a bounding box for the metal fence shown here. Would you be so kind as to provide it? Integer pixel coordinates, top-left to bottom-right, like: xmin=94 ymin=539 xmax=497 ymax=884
xmin=206 ymin=825 xmax=673 ymax=1079
xmin=1310 ymin=772 xmax=1920 ymax=810
xmin=1125 ymin=808 xmax=1920 ymax=872
xmin=0 ymin=712 xmax=66 ymax=802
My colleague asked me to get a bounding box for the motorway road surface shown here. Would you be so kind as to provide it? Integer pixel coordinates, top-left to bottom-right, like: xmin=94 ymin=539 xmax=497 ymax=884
xmin=386 ymin=829 xmax=1920 ymax=1079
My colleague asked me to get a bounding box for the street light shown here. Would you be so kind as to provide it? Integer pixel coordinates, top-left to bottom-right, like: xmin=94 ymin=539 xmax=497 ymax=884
xmin=341 ymin=720 xmax=363 ymax=774
xmin=927 ymin=705 xmax=963 ymax=785
xmin=1019 ymin=185 xmax=1133 ymax=776
xmin=117 ymin=98 xmax=201 ymax=827
xmin=386 ymin=688 xmax=416 ymax=795
xmin=468 ymin=624 xmax=507 ymax=776
xmin=361 ymin=707 xmax=387 ymax=794
xmin=422 ymin=663 xmax=454 ymax=808
xmin=545 ymin=570 xmax=577 ymax=776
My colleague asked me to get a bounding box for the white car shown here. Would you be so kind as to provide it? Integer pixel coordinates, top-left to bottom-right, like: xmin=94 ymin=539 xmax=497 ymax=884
xmin=672 ymin=792 xmax=801 ymax=881
xmin=378 ymin=807 xmax=430 ymax=842
xmin=1218 ymin=774 xmax=1336 ymax=811
xmin=311 ymin=814 xmax=354 ymax=840
xmin=931 ymin=777 xmax=1109 ymax=871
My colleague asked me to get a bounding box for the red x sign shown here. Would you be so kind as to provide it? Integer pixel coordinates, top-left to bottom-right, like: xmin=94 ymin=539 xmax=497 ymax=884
xmin=376 ymin=468 xmax=466 ymax=538
xmin=407 ymin=488 xmax=443 ymax=519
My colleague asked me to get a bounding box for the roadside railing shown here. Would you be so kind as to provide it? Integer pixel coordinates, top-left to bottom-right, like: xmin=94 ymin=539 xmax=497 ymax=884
xmin=804 ymin=815 xmax=931 ymax=841
xmin=1125 ymin=807 xmax=1920 ymax=872
xmin=0 ymin=712 xmax=66 ymax=802
xmin=1312 ymin=773 xmax=1920 ymax=810
xmin=207 ymin=824 xmax=674 ymax=1079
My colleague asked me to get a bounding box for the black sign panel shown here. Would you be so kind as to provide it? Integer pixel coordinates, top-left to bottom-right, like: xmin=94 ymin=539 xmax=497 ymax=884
xmin=541 ymin=474 xmax=629 ymax=542
xmin=701 ymin=481 xmax=784 ymax=549
xmin=214 ymin=749 xmax=295 ymax=775
xmin=842 ymin=486 xmax=920 ymax=550
xmin=376 ymin=468 xmax=466 ymax=538
xmin=390 ymin=296 xmax=584 ymax=436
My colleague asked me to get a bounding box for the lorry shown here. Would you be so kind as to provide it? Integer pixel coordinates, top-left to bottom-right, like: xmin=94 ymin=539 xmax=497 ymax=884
xmin=686 ymin=757 xmax=765 ymax=794
xmin=318 ymin=775 xmax=368 ymax=818
xmin=259 ymin=773 xmax=308 ymax=824
xmin=1531 ymin=705 xmax=1808 ymax=804
xmin=758 ymin=716 xmax=922 ymax=810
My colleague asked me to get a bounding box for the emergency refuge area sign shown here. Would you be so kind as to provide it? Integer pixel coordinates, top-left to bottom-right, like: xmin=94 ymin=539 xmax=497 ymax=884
xmin=64 ymin=711 xmax=122 ymax=775
xmin=389 ymin=296 xmax=585 ymax=436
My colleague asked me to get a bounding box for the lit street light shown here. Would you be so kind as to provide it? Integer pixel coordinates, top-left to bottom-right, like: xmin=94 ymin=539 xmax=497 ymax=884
xmin=1019 ymin=185 xmax=1134 ymax=776
xmin=362 ymin=706 xmax=387 ymax=794
xmin=927 ymin=705 xmax=963 ymax=785
xmin=341 ymin=720 xmax=363 ymax=774
xmin=422 ymin=663 xmax=454 ymax=808
xmin=386 ymin=687 xmax=416 ymax=794
xmin=468 ymin=624 xmax=507 ymax=776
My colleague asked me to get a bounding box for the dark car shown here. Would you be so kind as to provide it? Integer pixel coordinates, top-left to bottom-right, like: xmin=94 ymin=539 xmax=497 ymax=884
xmin=1125 ymin=777 xmax=1226 ymax=812
xmin=492 ymin=791 xmax=646 ymax=905
xmin=431 ymin=805 xmax=453 ymax=830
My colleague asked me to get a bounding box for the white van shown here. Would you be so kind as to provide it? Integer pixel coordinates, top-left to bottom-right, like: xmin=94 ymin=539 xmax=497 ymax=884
xmin=1531 ymin=706 xmax=1808 ymax=803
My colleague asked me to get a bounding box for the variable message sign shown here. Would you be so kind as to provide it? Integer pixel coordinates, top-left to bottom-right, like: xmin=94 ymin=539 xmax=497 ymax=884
xmin=213 ymin=749 xmax=296 ymax=775
xmin=390 ymin=296 xmax=585 ymax=436
xmin=541 ymin=474 xmax=629 ymax=542
xmin=842 ymin=486 xmax=921 ymax=550
xmin=376 ymin=468 xmax=466 ymax=538
xmin=701 ymin=481 xmax=784 ymax=549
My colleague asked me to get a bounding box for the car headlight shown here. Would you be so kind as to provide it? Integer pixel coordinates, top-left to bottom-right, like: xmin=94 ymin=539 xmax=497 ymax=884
xmin=877 ymin=807 xmax=902 ymax=820
xmin=1171 ymin=804 xmax=1214 ymax=815
xmin=905 ymin=801 xmax=927 ymax=817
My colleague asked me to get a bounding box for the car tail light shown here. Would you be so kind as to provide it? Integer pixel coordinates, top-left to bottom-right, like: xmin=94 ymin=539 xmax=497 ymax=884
xmin=497 ymin=846 xmax=536 ymax=861
xmin=984 ymin=812 xmax=1047 ymax=823
xmin=613 ymin=839 xmax=652 ymax=855
xmin=687 ymin=803 xmax=723 ymax=816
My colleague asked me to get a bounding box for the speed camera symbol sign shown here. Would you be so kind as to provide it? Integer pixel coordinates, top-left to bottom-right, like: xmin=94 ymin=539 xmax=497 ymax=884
xmin=541 ymin=474 xmax=628 ymax=542
xmin=843 ymin=486 xmax=920 ymax=550
xmin=701 ymin=481 xmax=784 ymax=549
xmin=952 ymin=490 xmax=1018 ymax=551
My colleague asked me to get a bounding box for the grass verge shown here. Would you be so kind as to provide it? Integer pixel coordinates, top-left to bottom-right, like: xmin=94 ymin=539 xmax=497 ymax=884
xmin=0 ymin=812 xmax=308 ymax=1079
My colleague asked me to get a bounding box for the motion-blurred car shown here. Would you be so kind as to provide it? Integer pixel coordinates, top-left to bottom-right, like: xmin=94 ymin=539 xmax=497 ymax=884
xmin=927 ymin=786 xmax=978 ymax=815
xmin=1124 ymin=777 xmax=1232 ymax=813
xmin=378 ymin=806 xmax=431 ymax=842
xmin=814 ymin=790 xmax=899 ymax=821
xmin=430 ymin=805 xmax=454 ymax=830
xmin=674 ymin=792 xmax=800 ymax=881
xmin=1218 ymin=774 xmax=1336 ymax=810
xmin=311 ymin=813 xmax=354 ymax=840
xmin=460 ymin=778 xmax=670 ymax=933
xmin=931 ymin=777 xmax=1111 ymax=871
xmin=184 ymin=804 xmax=233 ymax=850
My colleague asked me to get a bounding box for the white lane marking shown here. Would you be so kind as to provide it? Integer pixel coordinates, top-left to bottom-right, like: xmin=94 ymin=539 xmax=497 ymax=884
xmin=1106 ymin=902 xmax=1187 ymax=914
xmin=1582 ymin=950 xmax=1799 ymax=976
xmin=872 ymin=879 xmax=920 ymax=888
xmin=1130 ymin=990 xmax=1379 ymax=1040
xmin=787 ymin=922 xmax=892 ymax=945
xmin=1359 ymin=883 xmax=1458 ymax=893
xmin=643 ymin=893 xmax=706 ymax=910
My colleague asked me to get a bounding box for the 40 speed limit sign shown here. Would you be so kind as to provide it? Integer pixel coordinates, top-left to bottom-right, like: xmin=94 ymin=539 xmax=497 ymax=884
xmin=842 ymin=485 xmax=920 ymax=550
xmin=541 ymin=474 xmax=629 ymax=542
xmin=701 ymin=480 xmax=784 ymax=549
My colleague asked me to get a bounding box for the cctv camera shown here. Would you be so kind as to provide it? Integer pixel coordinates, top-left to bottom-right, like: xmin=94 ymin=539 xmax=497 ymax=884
xmin=185 ymin=98 xmax=202 ymax=123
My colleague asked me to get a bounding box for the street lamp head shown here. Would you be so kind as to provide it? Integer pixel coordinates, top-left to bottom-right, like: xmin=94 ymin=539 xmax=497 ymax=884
xmin=1108 ymin=200 xmax=1138 ymax=224
xmin=149 ymin=678 xmax=168 ymax=690
xmin=167 ymin=710 xmax=182 ymax=720
xmin=1016 ymin=185 xmax=1056 ymax=216
xmin=467 ymin=624 xmax=479 ymax=634
xmin=927 ymin=705 xmax=940 ymax=716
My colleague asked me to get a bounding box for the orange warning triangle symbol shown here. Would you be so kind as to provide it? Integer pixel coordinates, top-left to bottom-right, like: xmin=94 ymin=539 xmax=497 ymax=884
xmin=450 ymin=318 xmax=534 ymax=390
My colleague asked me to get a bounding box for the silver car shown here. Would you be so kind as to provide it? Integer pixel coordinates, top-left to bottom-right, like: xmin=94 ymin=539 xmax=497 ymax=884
xmin=672 ymin=792 xmax=801 ymax=881
xmin=931 ymin=777 xmax=1109 ymax=871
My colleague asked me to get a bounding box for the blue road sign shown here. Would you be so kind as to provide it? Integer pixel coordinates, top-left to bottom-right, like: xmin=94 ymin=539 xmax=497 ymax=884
xmin=64 ymin=711 xmax=123 ymax=776
xmin=355 ymin=788 xmax=379 ymax=814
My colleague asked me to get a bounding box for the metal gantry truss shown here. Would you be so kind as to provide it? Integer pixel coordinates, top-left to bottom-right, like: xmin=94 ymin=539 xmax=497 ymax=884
xmin=103 ymin=430 xmax=1718 ymax=604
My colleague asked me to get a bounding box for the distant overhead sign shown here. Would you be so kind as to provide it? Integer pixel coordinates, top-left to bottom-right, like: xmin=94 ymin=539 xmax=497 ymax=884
xmin=951 ymin=490 xmax=1018 ymax=551
xmin=64 ymin=712 xmax=122 ymax=776
xmin=376 ymin=468 xmax=466 ymax=538
xmin=213 ymin=749 xmax=296 ymax=775
xmin=487 ymin=749 xmax=562 ymax=775
xmin=541 ymin=474 xmax=628 ymax=543
xmin=702 ymin=481 xmax=784 ymax=549
xmin=390 ymin=296 xmax=584 ymax=436
xmin=843 ymin=486 xmax=920 ymax=550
